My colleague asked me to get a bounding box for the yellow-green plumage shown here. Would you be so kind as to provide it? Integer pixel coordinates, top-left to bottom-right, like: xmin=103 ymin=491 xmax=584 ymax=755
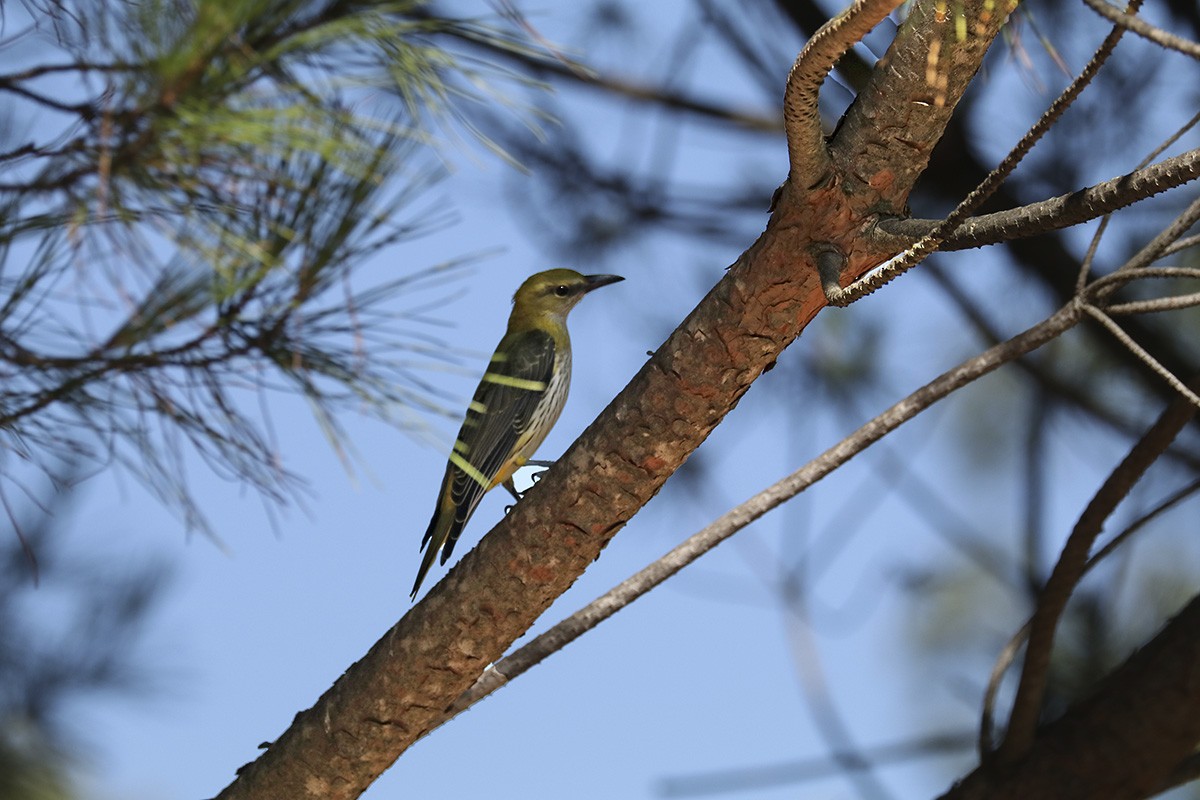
xmin=410 ymin=269 xmax=623 ymax=599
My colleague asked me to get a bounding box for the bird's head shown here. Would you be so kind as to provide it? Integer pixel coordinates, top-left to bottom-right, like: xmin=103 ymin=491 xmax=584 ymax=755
xmin=510 ymin=269 xmax=624 ymax=324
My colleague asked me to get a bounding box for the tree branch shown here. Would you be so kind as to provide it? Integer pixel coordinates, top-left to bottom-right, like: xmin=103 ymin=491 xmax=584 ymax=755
xmin=1081 ymin=0 xmax=1200 ymax=58
xmin=465 ymin=42 xmax=783 ymax=133
xmin=825 ymin=0 xmax=1140 ymax=305
xmin=0 ymin=78 xmax=97 ymax=117
xmin=828 ymin=0 xmax=1015 ymax=214
xmin=873 ymin=148 xmax=1200 ymax=250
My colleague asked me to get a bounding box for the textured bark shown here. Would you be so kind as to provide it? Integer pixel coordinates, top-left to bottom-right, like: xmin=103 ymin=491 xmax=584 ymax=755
xmin=940 ymin=593 xmax=1200 ymax=800
xmin=214 ymin=3 xmax=1013 ymax=798
xmin=831 ymin=0 xmax=1016 ymax=215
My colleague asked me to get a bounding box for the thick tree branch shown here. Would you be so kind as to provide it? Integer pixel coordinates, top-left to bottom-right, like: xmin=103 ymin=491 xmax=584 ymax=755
xmin=214 ymin=4 xmax=1015 ymax=797
xmin=828 ymin=0 xmax=1016 ymax=215
xmin=826 ymin=0 xmax=1138 ymax=304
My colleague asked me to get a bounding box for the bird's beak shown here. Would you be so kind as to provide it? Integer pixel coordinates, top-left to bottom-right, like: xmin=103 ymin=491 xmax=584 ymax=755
xmin=581 ymin=274 xmax=624 ymax=293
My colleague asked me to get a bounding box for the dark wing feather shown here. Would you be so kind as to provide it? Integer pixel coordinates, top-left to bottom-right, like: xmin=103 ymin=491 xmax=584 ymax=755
xmin=441 ymin=328 xmax=556 ymax=562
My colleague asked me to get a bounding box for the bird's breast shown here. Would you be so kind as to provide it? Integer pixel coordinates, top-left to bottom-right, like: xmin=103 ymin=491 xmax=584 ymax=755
xmin=516 ymin=349 xmax=571 ymax=460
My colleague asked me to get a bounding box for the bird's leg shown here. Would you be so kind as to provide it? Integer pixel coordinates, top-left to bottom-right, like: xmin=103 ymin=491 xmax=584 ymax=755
xmin=525 ymin=459 xmax=554 ymax=484
xmin=501 ymin=459 xmax=557 ymax=512
xmin=503 ymin=478 xmax=522 ymax=514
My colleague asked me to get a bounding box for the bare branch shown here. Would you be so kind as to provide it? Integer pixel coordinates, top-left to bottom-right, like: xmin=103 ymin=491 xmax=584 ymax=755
xmin=1112 ymin=193 xmax=1200 ymax=276
xmin=473 ymin=35 xmax=783 ymax=133
xmin=1081 ymin=0 xmax=1200 ymax=59
xmin=1080 ymin=304 xmax=1200 ymax=408
xmin=1105 ymin=292 xmax=1200 ymax=315
xmin=873 ymin=148 xmax=1200 ymax=250
xmin=1162 ymin=233 xmax=1200 ymax=259
xmin=0 ymin=77 xmax=97 ymax=117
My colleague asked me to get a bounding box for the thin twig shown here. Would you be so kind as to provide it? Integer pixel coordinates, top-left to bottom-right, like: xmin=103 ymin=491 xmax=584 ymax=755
xmin=0 ymin=78 xmax=96 ymax=117
xmin=659 ymin=729 xmax=973 ymax=797
xmin=979 ymin=619 xmax=1029 ymax=757
xmin=1085 ymin=265 xmax=1200 ymax=315
xmin=1109 ymin=194 xmax=1200 ymax=278
xmin=1084 ymin=265 xmax=1200 ymax=294
xmin=0 ymin=60 xmax=132 ymax=82
xmin=1105 ymin=291 xmax=1200 ymax=316
xmin=1081 ymin=0 xmax=1200 ymax=59
xmin=1077 ymin=112 xmax=1200 ymax=291
xmin=1161 ymin=233 xmax=1200 ymax=259
xmin=1091 ymin=477 xmax=1200 ymax=567
xmin=1079 ymin=303 xmax=1200 ymax=409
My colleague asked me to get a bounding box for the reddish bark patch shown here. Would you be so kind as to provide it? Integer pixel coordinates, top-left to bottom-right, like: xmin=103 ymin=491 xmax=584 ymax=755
xmin=641 ymin=455 xmax=667 ymax=472
xmin=523 ymin=563 xmax=556 ymax=584
xmin=868 ymin=168 xmax=896 ymax=193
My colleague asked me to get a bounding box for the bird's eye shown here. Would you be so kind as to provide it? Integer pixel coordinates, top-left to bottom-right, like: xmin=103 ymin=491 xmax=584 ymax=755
xmin=554 ymin=285 xmax=570 ymax=297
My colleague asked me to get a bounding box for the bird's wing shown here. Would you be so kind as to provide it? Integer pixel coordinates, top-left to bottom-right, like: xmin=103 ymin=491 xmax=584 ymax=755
xmin=442 ymin=327 xmax=557 ymax=550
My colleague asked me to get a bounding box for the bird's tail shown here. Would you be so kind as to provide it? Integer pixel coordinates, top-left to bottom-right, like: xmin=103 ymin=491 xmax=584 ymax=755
xmin=410 ymin=501 xmax=463 ymax=600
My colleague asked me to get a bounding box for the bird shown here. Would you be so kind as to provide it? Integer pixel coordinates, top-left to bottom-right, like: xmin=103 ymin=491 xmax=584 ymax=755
xmin=410 ymin=268 xmax=624 ymax=599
